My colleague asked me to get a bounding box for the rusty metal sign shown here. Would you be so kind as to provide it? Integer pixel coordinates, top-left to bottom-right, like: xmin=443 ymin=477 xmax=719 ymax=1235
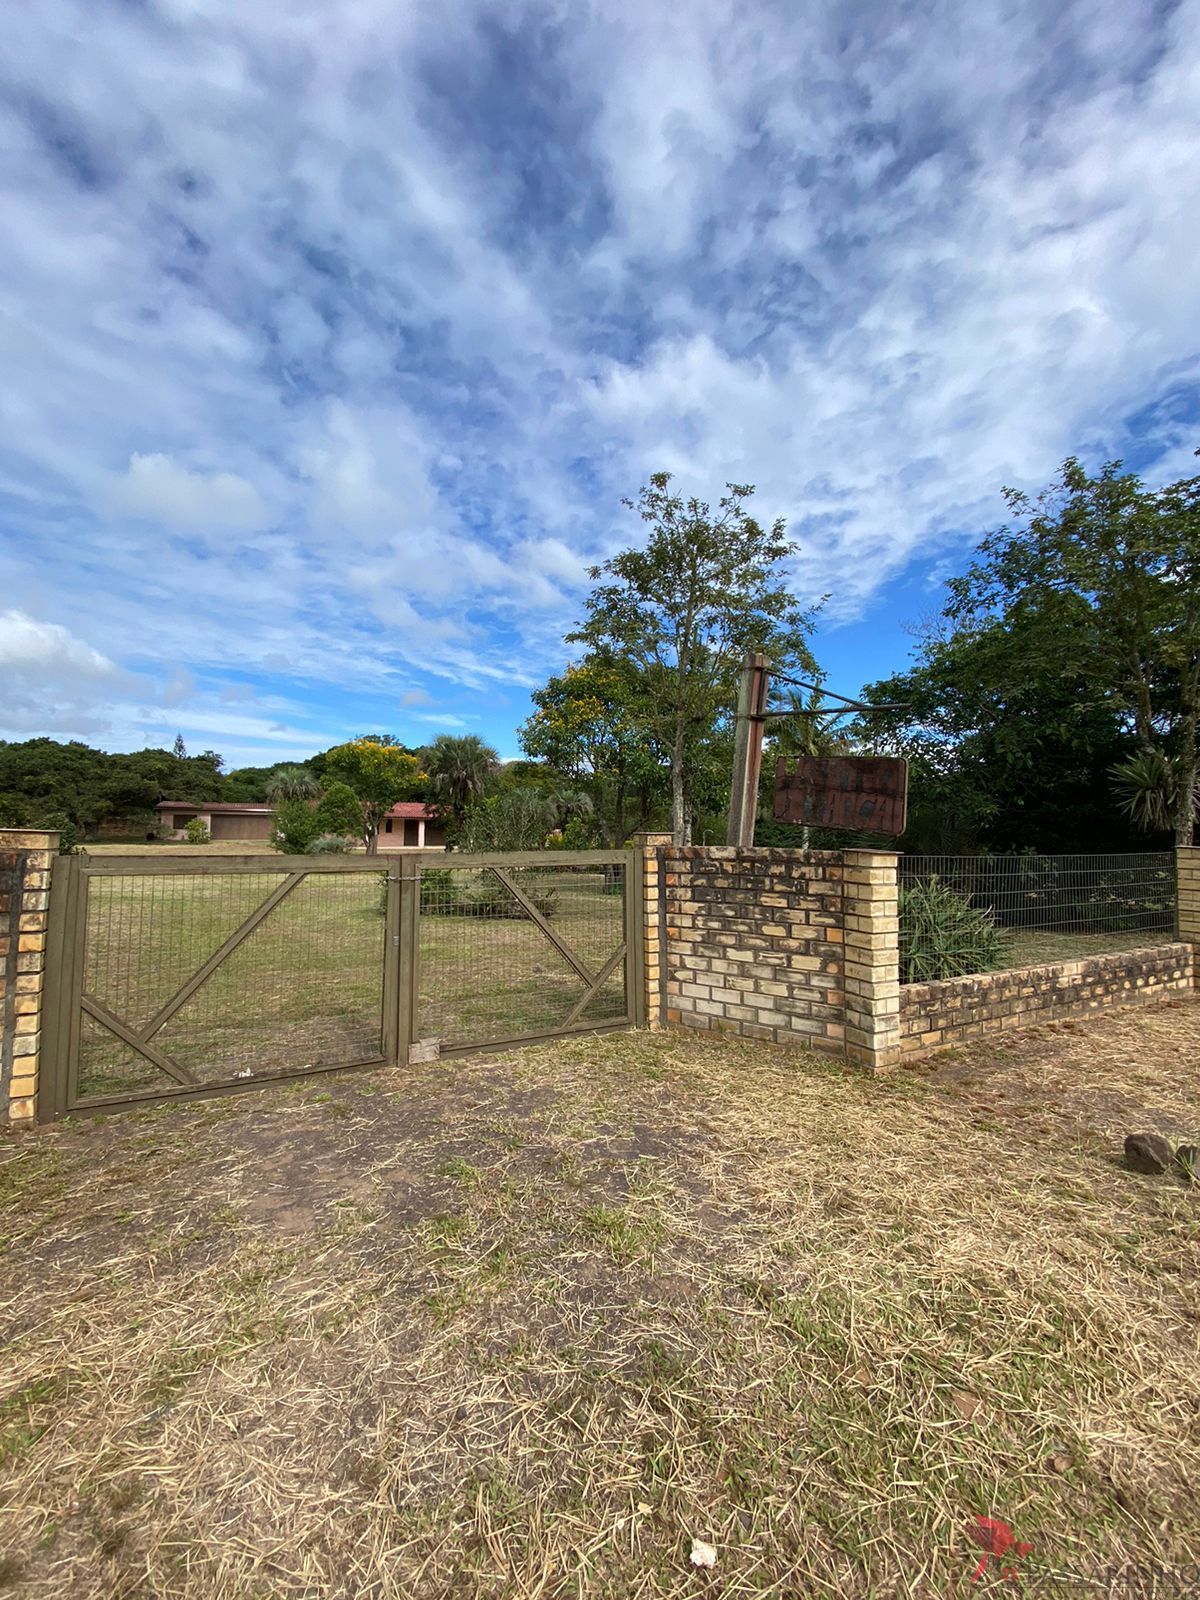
xmin=774 ymin=756 xmax=908 ymax=835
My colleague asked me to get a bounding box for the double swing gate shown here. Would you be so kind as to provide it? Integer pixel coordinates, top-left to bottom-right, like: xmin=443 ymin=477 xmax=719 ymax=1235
xmin=40 ymin=849 xmax=644 ymax=1118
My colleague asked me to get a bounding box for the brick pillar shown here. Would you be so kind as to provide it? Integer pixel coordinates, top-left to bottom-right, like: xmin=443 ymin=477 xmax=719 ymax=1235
xmin=633 ymin=832 xmax=671 ymax=1029
xmin=1178 ymin=848 xmax=1200 ymax=954
xmin=0 ymin=830 xmax=59 ymax=1125
xmin=841 ymin=849 xmax=901 ymax=1069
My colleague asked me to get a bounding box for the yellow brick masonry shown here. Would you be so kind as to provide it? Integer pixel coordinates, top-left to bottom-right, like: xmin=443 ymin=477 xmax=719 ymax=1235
xmin=649 ymin=842 xmax=903 ymax=1069
xmin=0 ymin=829 xmax=59 ymax=1125
xmin=634 ymin=832 xmax=673 ymax=1029
xmin=899 ymin=942 xmax=1194 ymax=1058
xmin=1179 ymin=847 xmax=1200 ymax=948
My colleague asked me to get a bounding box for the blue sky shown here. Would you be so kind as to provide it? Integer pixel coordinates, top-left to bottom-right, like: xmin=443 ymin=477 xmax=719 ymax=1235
xmin=2 ymin=0 xmax=1198 ymax=768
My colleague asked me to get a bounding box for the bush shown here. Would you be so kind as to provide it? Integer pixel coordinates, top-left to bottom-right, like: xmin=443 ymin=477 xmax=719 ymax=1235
xmin=419 ymin=867 xmax=556 ymax=919
xmin=306 ymin=833 xmax=350 ymax=855
xmin=420 ymin=867 xmax=458 ymax=912
xmin=183 ymin=817 xmax=210 ymax=845
xmin=900 ymin=877 xmax=1010 ymax=983
xmin=271 ymin=798 xmax=320 ymax=854
xmin=314 ymin=781 xmax=363 ymax=842
xmin=39 ymin=810 xmax=78 ymax=854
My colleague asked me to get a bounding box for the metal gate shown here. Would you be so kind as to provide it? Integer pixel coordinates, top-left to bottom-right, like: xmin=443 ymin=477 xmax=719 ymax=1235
xmin=39 ymin=849 xmax=642 ymax=1118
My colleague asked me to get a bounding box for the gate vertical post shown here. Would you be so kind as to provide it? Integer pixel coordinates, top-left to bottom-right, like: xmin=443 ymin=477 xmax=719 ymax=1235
xmin=623 ymin=847 xmax=646 ymax=1029
xmin=38 ymin=850 xmax=79 ymax=1122
xmin=397 ymin=854 xmax=421 ymax=1064
xmin=382 ymin=856 xmax=403 ymax=1065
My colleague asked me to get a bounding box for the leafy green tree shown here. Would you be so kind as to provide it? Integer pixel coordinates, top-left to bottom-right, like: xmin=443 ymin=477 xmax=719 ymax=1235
xmin=314 ymin=781 xmax=364 ymax=839
xmin=856 ymin=613 xmax=1141 ymax=854
xmin=270 ymin=798 xmax=320 ymax=854
xmin=569 ymin=474 xmax=818 ymax=843
xmin=458 ymin=789 xmax=555 ymax=852
xmin=947 ymin=457 xmax=1200 ymax=845
xmin=173 ymin=733 xmax=187 ymax=760
xmin=521 ymin=654 xmax=665 ymax=844
xmin=183 ymin=817 xmax=210 ymax=845
xmin=264 ymin=765 xmax=320 ymax=803
xmin=323 ymin=737 xmax=425 ymax=854
xmin=421 ymin=734 xmax=499 ymax=828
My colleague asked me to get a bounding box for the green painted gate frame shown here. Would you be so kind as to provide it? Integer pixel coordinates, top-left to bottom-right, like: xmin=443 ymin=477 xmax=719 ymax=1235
xmin=38 ymin=848 xmax=645 ymax=1121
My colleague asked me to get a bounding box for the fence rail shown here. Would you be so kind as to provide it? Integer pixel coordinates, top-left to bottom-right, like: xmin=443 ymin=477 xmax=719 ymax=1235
xmin=899 ymin=852 xmax=1178 ymax=983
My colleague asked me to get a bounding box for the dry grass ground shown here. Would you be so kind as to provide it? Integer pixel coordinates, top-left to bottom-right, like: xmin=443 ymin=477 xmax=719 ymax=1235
xmin=2 ymin=1004 xmax=1199 ymax=1598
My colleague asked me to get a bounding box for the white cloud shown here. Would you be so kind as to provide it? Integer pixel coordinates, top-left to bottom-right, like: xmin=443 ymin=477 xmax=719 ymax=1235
xmin=0 ymin=0 xmax=1198 ymax=750
xmin=0 ymin=609 xmax=126 ymax=733
xmin=111 ymin=453 xmax=271 ymax=533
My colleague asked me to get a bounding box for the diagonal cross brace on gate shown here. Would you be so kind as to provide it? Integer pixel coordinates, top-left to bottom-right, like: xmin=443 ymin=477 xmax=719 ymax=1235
xmin=470 ymin=866 xmax=629 ymax=1031
xmin=81 ymin=871 xmax=308 ymax=1082
xmin=39 ymin=847 xmax=644 ymax=1118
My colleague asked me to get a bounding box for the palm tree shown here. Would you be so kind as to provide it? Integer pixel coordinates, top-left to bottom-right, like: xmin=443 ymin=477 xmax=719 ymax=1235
xmin=423 ymin=735 xmax=500 ymax=825
xmin=265 ymin=765 xmax=320 ymax=804
xmin=1111 ymin=749 xmax=1180 ymax=835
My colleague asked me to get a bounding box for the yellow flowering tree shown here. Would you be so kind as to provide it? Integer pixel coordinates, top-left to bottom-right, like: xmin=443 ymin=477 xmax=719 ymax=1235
xmin=322 ymin=737 xmax=425 ymax=854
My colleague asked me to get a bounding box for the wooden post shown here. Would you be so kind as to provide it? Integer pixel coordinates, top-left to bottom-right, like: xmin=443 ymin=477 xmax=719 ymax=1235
xmin=726 ymin=651 xmax=771 ymax=848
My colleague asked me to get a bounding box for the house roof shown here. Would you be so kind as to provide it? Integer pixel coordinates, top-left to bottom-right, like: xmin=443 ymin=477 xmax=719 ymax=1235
xmin=387 ymin=802 xmax=436 ymax=819
xmin=155 ymin=801 xmax=275 ymax=814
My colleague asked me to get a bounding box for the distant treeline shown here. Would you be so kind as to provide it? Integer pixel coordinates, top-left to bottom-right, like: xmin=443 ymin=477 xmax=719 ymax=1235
xmin=0 ymin=736 xmax=425 ymax=838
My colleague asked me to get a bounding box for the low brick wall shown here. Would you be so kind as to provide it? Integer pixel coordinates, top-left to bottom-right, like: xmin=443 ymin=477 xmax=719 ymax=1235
xmin=899 ymin=943 xmax=1194 ymax=1058
xmin=654 ymin=845 xmax=900 ymax=1066
xmin=0 ymin=830 xmax=58 ymax=1125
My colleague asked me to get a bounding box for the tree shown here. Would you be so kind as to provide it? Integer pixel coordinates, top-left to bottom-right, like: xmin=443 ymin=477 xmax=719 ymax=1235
xmin=569 ymin=474 xmax=818 ymax=843
xmin=947 ymin=457 xmax=1200 ymax=845
xmin=270 ymin=798 xmax=321 ymax=854
xmin=855 ymin=612 xmax=1143 ymax=854
xmin=314 ymin=781 xmax=364 ymax=839
xmin=520 ymin=654 xmax=665 ymax=845
xmin=173 ymin=733 xmax=187 ymax=760
xmin=422 ymin=734 xmax=499 ymax=828
xmin=322 ymin=737 xmax=424 ymax=854
xmin=264 ymin=765 xmax=320 ymax=803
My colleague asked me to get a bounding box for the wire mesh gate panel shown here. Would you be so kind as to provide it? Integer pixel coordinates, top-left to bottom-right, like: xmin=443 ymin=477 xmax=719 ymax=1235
xmin=40 ymin=849 xmax=641 ymax=1117
xmin=414 ymin=855 xmax=638 ymax=1053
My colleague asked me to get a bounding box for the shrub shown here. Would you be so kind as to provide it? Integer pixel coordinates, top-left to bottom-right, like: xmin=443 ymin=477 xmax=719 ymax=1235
xmin=40 ymin=810 xmax=79 ymax=854
xmin=183 ymin=817 xmax=210 ymax=845
xmin=420 ymin=867 xmax=458 ymax=913
xmin=271 ymin=798 xmax=319 ymax=854
xmin=306 ymin=833 xmax=350 ymax=855
xmin=419 ymin=867 xmax=556 ymax=919
xmin=314 ymin=781 xmax=364 ymax=842
xmin=899 ymin=877 xmax=1010 ymax=983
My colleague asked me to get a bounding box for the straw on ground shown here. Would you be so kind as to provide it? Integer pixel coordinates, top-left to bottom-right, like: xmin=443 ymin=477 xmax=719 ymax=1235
xmin=1 ymin=1001 xmax=1198 ymax=1597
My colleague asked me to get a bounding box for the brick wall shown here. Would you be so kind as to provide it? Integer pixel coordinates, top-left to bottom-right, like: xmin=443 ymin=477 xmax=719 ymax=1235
xmin=899 ymin=942 xmax=1194 ymax=1057
xmin=651 ymin=845 xmax=900 ymax=1067
xmin=1180 ymin=847 xmax=1200 ymax=948
xmin=0 ymin=830 xmax=58 ymax=1125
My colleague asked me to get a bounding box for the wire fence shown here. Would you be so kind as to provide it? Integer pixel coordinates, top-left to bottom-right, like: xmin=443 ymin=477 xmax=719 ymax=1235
xmin=899 ymin=852 xmax=1178 ymax=983
xmin=415 ymin=862 xmax=629 ymax=1049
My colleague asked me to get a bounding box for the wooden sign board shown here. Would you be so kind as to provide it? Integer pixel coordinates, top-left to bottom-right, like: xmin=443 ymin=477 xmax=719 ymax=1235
xmin=774 ymin=756 xmax=908 ymax=836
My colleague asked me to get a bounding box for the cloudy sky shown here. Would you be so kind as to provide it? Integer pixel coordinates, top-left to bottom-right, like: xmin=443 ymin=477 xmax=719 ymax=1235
xmin=2 ymin=0 xmax=1198 ymax=766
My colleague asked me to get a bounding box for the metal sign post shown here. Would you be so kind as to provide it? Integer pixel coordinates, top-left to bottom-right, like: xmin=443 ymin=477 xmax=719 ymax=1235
xmin=725 ymin=650 xmax=771 ymax=847
xmin=726 ymin=657 xmax=909 ymax=846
